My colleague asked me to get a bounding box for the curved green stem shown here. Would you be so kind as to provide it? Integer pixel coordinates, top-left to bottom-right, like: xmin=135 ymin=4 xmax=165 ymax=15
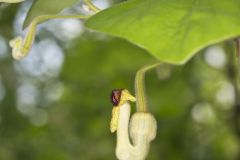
xmin=0 ymin=0 xmax=23 ymax=3
xmin=28 ymin=14 xmax=90 ymax=48
xmin=135 ymin=62 xmax=162 ymax=112
xmin=84 ymin=0 xmax=100 ymax=12
xmin=29 ymin=14 xmax=90 ymax=49
xmin=31 ymin=14 xmax=90 ymax=26
xmin=10 ymin=14 xmax=89 ymax=59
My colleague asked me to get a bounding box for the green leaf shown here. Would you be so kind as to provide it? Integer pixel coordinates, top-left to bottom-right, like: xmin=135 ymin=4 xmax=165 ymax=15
xmin=85 ymin=0 xmax=240 ymax=64
xmin=23 ymin=0 xmax=79 ymax=28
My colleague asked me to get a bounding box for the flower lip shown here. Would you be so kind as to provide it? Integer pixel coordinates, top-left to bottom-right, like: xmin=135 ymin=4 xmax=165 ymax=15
xmin=111 ymin=89 xmax=123 ymax=106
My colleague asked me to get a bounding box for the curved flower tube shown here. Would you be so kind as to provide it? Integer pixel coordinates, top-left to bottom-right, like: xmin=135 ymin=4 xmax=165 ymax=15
xmin=116 ymin=101 xmax=157 ymax=160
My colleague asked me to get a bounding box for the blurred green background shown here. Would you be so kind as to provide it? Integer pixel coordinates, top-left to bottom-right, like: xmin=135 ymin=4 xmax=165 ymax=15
xmin=0 ymin=0 xmax=239 ymax=159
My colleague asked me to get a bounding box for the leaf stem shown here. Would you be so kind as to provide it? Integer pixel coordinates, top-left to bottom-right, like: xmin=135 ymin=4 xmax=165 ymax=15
xmin=84 ymin=0 xmax=100 ymax=12
xmin=32 ymin=14 xmax=90 ymax=25
xmin=135 ymin=62 xmax=161 ymax=112
xmin=0 ymin=0 xmax=23 ymax=3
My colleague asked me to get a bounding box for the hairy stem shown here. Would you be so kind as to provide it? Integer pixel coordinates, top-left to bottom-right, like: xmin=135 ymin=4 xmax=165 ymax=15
xmin=84 ymin=0 xmax=100 ymax=12
xmin=235 ymin=38 xmax=240 ymax=63
xmin=31 ymin=14 xmax=90 ymax=25
xmin=10 ymin=14 xmax=89 ymax=59
xmin=135 ymin=62 xmax=161 ymax=112
xmin=0 ymin=0 xmax=23 ymax=3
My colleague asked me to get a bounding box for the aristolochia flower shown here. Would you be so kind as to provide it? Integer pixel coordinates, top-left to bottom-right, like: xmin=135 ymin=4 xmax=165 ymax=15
xmin=110 ymin=89 xmax=157 ymax=160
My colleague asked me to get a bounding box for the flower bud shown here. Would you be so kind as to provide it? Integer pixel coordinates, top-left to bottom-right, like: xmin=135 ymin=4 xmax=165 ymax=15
xmin=9 ymin=37 xmax=26 ymax=60
xmin=9 ymin=22 xmax=36 ymax=60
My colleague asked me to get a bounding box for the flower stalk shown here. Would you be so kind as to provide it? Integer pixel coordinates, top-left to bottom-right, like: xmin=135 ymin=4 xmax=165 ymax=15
xmin=83 ymin=0 xmax=100 ymax=12
xmin=9 ymin=14 xmax=89 ymax=60
xmin=0 ymin=0 xmax=23 ymax=3
xmin=135 ymin=62 xmax=162 ymax=112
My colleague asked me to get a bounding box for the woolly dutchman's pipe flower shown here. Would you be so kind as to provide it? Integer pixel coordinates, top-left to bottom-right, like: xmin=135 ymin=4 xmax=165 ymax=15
xmin=110 ymin=89 xmax=157 ymax=160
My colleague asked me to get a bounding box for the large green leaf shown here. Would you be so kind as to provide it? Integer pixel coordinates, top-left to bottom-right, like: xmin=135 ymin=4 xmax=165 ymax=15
xmin=23 ymin=0 xmax=79 ymax=28
xmin=85 ymin=0 xmax=240 ymax=64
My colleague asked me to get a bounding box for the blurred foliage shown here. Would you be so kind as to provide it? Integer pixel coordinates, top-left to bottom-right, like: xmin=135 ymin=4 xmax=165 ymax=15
xmin=0 ymin=1 xmax=239 ymax=160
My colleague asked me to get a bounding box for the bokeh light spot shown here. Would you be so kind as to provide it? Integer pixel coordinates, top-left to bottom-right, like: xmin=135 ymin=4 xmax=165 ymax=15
xmin=204 ymin=45 xmax=226 ymax=69
xmin=215 ymin=82 xmax=235 ymax=109
xmin=191 ymin=102 xmax=216 ymax=124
